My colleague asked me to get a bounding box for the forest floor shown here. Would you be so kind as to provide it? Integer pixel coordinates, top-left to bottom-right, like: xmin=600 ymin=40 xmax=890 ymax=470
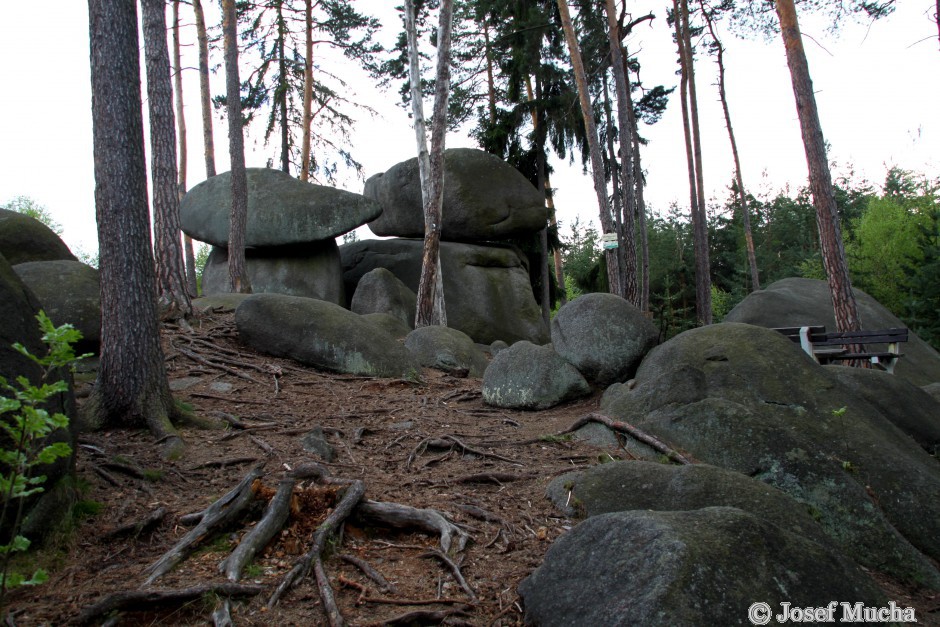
xmin=6 ymin=309 xmax=940 ymax=626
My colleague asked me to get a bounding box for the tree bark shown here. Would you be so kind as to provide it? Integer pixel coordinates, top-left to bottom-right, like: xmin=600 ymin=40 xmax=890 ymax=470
xmin=621 ymin=54 xmax=650 ymax=313
xmin=300 ymin=0 xmax=314 ymax=181
xmin=87 ymin=0 xmax=182 ymax=451
xmin=142 ymin=0 xmax=192 ymax=320
xmin=171 ymin=0 xmax=198 ymax=297
xmin=699 ymin=1 xmax=760 ymax=292
xmin=277 ymin=2 xmax=290 ymax=174
xmin=193 ymin=0 xmax=216 ymax=179
xmin=556 ymin=0 xmax=621 ymax=297
xmin=775 ymin=0 xmax=861 ymax=332
xmin=222 ymin=0 xmax=252 ymax=294
xmin=484 ymin=24 xmax=497 ymax=126
xmin=604 ymin=0 xmax=639 ymax=307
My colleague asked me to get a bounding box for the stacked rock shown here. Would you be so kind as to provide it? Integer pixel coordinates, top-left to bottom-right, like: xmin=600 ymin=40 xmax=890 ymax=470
xmin=180 ymin=168 xmax=381 ymax=305
xmin=343 ymin=148 xmax=550 ymax=345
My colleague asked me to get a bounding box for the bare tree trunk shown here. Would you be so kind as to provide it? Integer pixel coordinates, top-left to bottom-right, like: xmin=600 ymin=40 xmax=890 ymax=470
xmin=194 ymin=0 xmax=215 ymax=179
xmin=87 ymin=0 xmax=182 ymax=453
xmin=172 ymin=0 xmax=199 ymax=297
xmin=535 ymin=77 xmax=551 ymax=326
xmin=556 ymin=0 xmax=621 ymax=297
xmin=604 ymin=0 xmax=639 ymax=307
xmin=621 ymin=52 xmax=651 ymax=313
xmin=222 ymin=0 xmax=251 ymax=294
xmin=300 ymin=0 xmax=314 ymax=181
xmin=603 ymin=78 xmax=628 ymax=299
xmin=406 ymin=0 xmax=452 ymax=328
xmin=673 ymin=0 xmax=712 ymax=324
xmin=699 ymin=2 xmax=760 ymax=292
xmin=276 ymin=2 xmax=290 ymax=174
xmin=775 ymin=0 xmax=861 ymax=332
xmin=484 ymin=24 xmax=497 ymax=126
xmin=142 ymin=0 xmax=192 ymax=320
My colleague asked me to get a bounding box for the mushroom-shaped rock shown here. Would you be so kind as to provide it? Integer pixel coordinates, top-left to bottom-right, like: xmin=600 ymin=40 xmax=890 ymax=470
xmin=180 ymin=168 xmax=381 ymax=247
xmin=551 ymin=293 xmax=658 ymax=386
xmin=404 ymin=325 xmax=488 ymax=377
xmin=364 ymin=148 xmax=548 ymax=241
xmin=482 ymin=341 xmax=590 ymax=410
xmin=0 ymin=209 xmax=76 ymax=265
xmin=235 ymin=293 xmax=418 ymax=378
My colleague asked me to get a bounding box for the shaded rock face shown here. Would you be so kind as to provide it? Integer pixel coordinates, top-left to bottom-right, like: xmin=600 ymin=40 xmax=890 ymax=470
xmin=192 ymin=293 xmax=252 ymax=313
xmin=724 ymin=277 xmax=940 ymax=386
xmin=519 ymin=507 xmax=886 ymax=627
xmin=341 ymin=239 xmax=548 ymax=345
xmin=364 ymin=148 xmax=548 ymax=241
xmin=925 ymin=382 xmax=940 ymax=404
xmin=180 ymin=168 xmax=381 ymax=247
xmin=201 ymin=242 xmax=344 ymax=305
xmin=482 ymin=341 xmax=590 ymax=410
xmin=0 ymin=253 xmax=76 ymax=543
xmin=360 ymin=313 xmax=411 ymax=340
xmin=404 ymin=326 xmax=488 ymax=377
xmin=547 ymin=461 xmax=827 ymax=546
xmin=601 ymin=322 xmax=940 ymax=588
xmin=350 ymin=268 xmax=416 ymax=329
xmin=235 ymin=294 xmax=418 ymax=378
xmin=0 ymin=209 xmax=76 ymax=265
xmin=551 ymin=293 xmax=658 ymax=386
xmin=14 ymin=260 xmax=101 ymax=354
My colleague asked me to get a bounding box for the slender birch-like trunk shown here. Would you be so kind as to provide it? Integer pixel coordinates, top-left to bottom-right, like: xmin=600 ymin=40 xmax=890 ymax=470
xmin=171 ymin=0 xmax=198 ymax=297
xmin=300 ymin=0 xmax=314 ymax=181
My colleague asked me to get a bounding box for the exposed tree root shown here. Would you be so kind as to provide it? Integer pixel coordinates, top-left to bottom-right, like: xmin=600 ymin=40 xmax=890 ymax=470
xmin=171 ymin=340 xmax=262 ymax=384
xmin=211 ymin=598 xmax=233 ymax=627
xmin=340 ymin=554 xmax=398 ymax=594
xmin=106 ymin=506 xmax=168 ymax=539
xmin=355 ymin=500 xmax=470 ymax=554
xmin=221 ymin=478 xmax=294 ymax=581
xmin=76 ymin=583 xmax=264 ymax=625
xmin=555 ymin=413 xmax=694 ymax=465
xmin=143 ymin=465 xmax=263 ymax=585
xmin=366 ymin=607 xmax=470 ymax=626
xmin=422 ymin=548 xmax=477 ymax=602
xmin=453 ymin=472 xmax=535 ymax=485
xmin=407 ymin=435 xmax=521 ymax=468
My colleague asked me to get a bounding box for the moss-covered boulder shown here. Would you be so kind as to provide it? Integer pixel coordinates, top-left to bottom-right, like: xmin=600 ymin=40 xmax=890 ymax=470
xmin=351 ymin=267 xmax=416 ymax=329
xmin=235 ymin=293 xmax=418 ymax=377
xmin=201 ymin=241 xmax=344 ymax=305
xmin=601 ymin=322 xmax=940 ymax=588
xmin=0 ymin=209 xmax=76 ymax=265
xmin=13 ymin=260 xmax=100 ymax=354
xmin=180 ymin=168 xmax=381 ymax=247
xmin=483 ymin=341 xmax=590 ymax=410
xmin=404 ymin=325 xmax=489 ymax=377
xmin=725 ymin=277 xmax=940 ymax=386
xmin=551 ymin=293 xmax=658 ymax=386
xmin=519 ymin=507 xmax=886 ymax=626
xmin=364 ymin=148 xmax=547 ymax=241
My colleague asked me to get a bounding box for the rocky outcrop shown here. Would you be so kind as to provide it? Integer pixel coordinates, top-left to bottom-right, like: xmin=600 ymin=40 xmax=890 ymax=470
xmin=551 ymin=293 xmax=657 ymax=386
xmin=725 ymin=277 xmax=940 ymax=386
xmin=364 ymin=148 xmax=547 ymax=241
xmin=404 ymin=326 xmax=488 ymax=377
xmin=13 ymin=260 xmax=101 ymax=354
xmin=0 ymin=209 xmax=76 ymax=265
xmin=235 ymin=293 xmax=417 ymax=378
xmin=482 ymin=341 xmax=590 ymax=410
xmin=201 ymin=242 xmax=344 ymax=305
xmin=341 ymin=239 xmax=548 ymax=345
xmin=601 ymin=322 xmax=940 ymax=588
xmin=180 ymin=168 xmax=380 ymax=248
xmin=519 ymin=507 xmax=887 ymax=626
xmin=350 ymin=268 xmax=416 ymax=329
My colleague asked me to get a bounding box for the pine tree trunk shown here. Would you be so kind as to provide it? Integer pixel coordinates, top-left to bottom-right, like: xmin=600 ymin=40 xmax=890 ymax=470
xmin=193 ymin=0 xmax=215 ymax=179
xmin=603 ymin=78 xmax=628 ymax=299
xmin=87 ymin=0 xmax=182 ymax=451
xmin=556 ymin=0 xmax=621 ymax=297
xmin=535 ymin=77 xmax=551 ymax=326
xmin=142 ymin=0 xmax=192 ymax=320
xmin=605 ymin=0 xmax=639 ymax=307
xmin=277 ymin=2 xmax=290 ymax=174
xmin=172 ymin=0 xmax=199 ymax=297
xmin=222 ymin=0 xmax=252 ymax=294
xmin=775 ymin=0 xmax=861 ymax=332
xmin=621 ymin=54 xmax=651 ymax=313
xmin=300 ymin=0 xmax=314 ymax=181
xmin=484 ymin=24 xmax=497 ymax=125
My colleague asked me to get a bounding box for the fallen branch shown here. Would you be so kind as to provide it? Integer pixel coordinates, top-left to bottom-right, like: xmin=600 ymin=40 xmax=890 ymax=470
xmin=189 ymin=456 xmax=259 ymax=470
xmin=221 ymin=478 xmax=295 ymax=581
xmin=407 ymin=436 xmax=520 ymax=468
xmin=339 ymin=554 xmax=398 ymax=595
xmin=367 ymin=607 xmax=470 ymax=626
xmin=91 ymin=464 xmax=120 ymax=486
xmin=360 ymin=596 xmax=471 ymax=606
xmin=453 ymin=472 xmax=535 ymax=485
xmin=76 ymin=583 xmax=264 ymax=625
xmin=211 ymin=598 xmax=233 ymax=627
xmin=106 ymin=506 xmax=167 ymax=539
xmin=422 ymin=549 xmax=477 ymax=602
xmin=556 ymin=413 xmax=693 ymax=465
xmin=355 ymin=500 xmax=469 ymax=554
xmin=143 ymin=465 xmax=263 ymax=585
xmin=268 ymin=479 xmax=366 ymax=622
xmin=171 ymin=341 xmax=261 ymax=383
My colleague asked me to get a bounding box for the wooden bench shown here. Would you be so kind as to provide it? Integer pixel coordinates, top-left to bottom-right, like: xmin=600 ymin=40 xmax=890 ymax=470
xmin=773 ymin=326 xmax=908 ymax=373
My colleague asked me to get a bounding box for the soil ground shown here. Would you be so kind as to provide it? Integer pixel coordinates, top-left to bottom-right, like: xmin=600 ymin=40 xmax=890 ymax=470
xmin=7 ymin=310 xmax=940 ymax=625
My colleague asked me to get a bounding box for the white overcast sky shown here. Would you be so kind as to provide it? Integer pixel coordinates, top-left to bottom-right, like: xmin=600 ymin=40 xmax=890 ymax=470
xmin=0 ymin=1 xmax=937 ymax=256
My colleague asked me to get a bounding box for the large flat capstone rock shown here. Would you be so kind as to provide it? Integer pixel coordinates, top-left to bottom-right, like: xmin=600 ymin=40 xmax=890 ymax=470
xmin=725 ymin=277 xmax=940 ymax=386
xmin=235 ymin=293 xmax=418 ymax=378
xmin=180 ymin=168 xmax=381 ymax=247
xmin=341 ymin=238 xmax=548 ymax=345
xmin=364 ymin=148 xmax=548 ymax=241
xmin=601 ymin=322 xmax=940 ymax=588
